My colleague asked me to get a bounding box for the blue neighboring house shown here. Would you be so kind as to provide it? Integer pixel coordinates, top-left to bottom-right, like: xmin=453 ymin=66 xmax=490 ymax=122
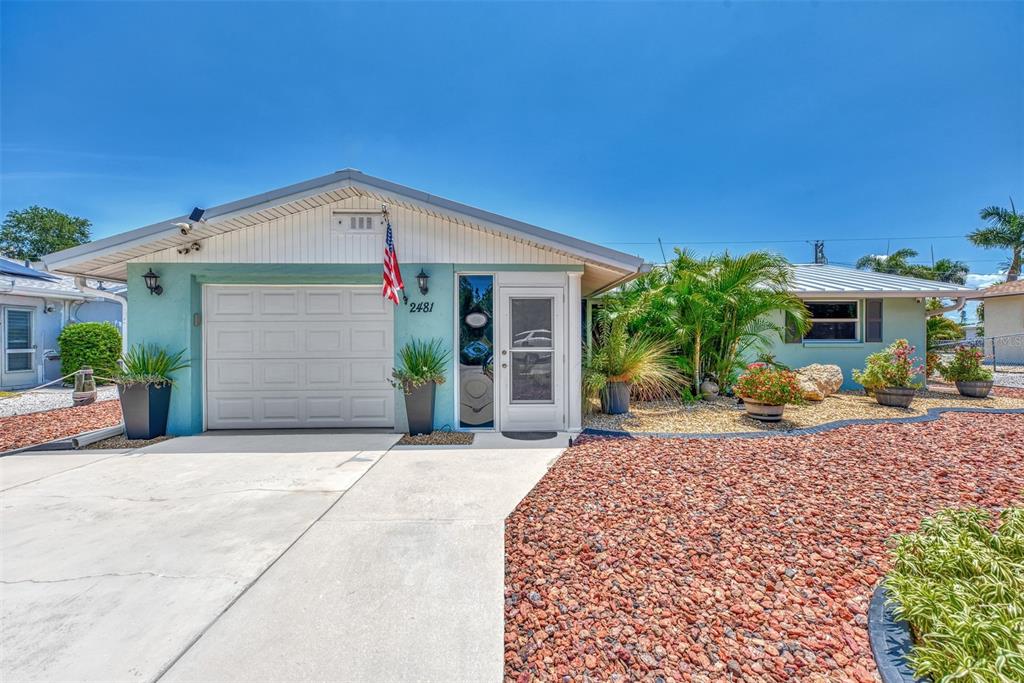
xmin=0 ymin=256 xmax=125 ymax=391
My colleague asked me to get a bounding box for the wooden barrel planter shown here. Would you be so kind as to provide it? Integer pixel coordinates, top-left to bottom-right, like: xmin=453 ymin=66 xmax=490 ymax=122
xmin=874 ymin=387 xmax=916 ymax=408
xmin=955 ymin=380 xmax=993 ymax=398
xmin=742 ymin=399 xmax=785 ymax=422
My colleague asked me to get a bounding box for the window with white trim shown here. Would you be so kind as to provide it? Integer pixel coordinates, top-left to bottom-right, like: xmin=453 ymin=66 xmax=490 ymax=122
xmin=803 ymin=301 xmax=859 ymax=341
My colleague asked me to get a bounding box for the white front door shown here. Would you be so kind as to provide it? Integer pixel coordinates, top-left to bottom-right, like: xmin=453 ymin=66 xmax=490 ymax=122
xmin=497 ymin=287 xmax=565 ymax=431
xmin=204 ymin=285 xmax=394 ymax=430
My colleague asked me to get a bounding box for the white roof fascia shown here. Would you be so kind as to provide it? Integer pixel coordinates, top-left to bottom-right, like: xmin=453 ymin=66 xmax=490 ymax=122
xmin=44 ymin=169 xmax=644 ymax=276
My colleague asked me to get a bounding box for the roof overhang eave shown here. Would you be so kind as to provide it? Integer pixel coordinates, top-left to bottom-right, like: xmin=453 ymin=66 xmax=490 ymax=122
xmin=41 ymin=169 xmax=645 ymax=278
xmin=793 ymin=289 xmax=976 ymax=299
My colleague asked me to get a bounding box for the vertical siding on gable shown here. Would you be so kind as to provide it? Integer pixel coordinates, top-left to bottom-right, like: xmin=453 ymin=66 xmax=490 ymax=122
xmin=128 ymin=195 xmax=582 ymax=267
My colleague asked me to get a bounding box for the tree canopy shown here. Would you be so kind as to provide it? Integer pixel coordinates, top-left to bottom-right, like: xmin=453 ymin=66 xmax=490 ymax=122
xmin=968 ymin=199 xmax=1023 ymax=282
xmin=855 ymin=248 xmax=969 ymax=284
xmin=0 ymin=206 xmax=91 ymax=261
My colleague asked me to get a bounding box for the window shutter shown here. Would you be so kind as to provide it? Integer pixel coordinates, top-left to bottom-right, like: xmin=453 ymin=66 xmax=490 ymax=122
xmin=865 ymin=299 xmax=883 ymax=342
xmin=784 ymin=312 xmax=801 ymax=344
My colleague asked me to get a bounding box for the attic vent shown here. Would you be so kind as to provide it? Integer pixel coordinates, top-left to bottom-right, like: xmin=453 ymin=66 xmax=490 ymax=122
xmin=332 ymin=211 xmax=381 ymax=233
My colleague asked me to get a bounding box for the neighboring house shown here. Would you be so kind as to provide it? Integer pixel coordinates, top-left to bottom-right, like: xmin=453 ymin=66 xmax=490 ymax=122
xmin=966 ymin=280 xmax=1024 ymax=365
xmin=42 ymin=169 xmax=645 ymax=435
xmin=0 ymin=256 xmax=125 ymax=390
xmin=763 ymin=264 xmax=975 ymax=389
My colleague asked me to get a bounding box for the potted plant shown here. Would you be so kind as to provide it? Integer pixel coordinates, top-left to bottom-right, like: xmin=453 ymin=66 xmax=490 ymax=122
xmin=938 ymin=345 xmax=994 ymax=398
xmin=114 ymin=345 xmax=189 ymax=440
xmin=583 ymin=321 xmax=681 ymax=415
xmin=390 ymin=338 xmax=450 ymax=435
xmin=733 ymin=362 xmax=804 ymax=421
xmin=853 ymin=339 xmax=925 ymax=408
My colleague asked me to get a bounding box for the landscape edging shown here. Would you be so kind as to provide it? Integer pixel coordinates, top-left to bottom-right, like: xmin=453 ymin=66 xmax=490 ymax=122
xmin=867 ymin=583 xmax=929 ymax=683
xmin=581 ymin=406 xmax=1024 ymax=440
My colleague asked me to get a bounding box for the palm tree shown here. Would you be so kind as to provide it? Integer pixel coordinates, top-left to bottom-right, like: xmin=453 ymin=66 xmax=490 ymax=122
xmin=968 ymin=199 xmax=1023 ymax=281
xmin=856 ymin=248 xmax=968 ymax=284
xmin=645 ymin=250 xmax=810 ymax=393
xmin=927 ymin=258 xmax=969 ymax=285
xmin=856 ymin=248 xmax=919 ymax=275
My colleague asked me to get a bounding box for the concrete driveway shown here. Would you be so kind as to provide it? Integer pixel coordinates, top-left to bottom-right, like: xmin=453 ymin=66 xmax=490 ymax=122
xmin=1 ymin=431 xmax=563 ymax=682
xmin=1 ymin=432 xmax=399 ymax=682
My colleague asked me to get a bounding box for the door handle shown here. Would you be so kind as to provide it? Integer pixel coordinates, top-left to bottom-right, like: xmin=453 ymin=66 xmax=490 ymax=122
xmin=501 ymin=363 xmax=508 ymax=368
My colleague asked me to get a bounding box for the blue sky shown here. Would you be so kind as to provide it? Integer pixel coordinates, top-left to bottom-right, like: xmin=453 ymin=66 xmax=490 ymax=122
xmin=1 ymin=1 xmax=1021 ymax=291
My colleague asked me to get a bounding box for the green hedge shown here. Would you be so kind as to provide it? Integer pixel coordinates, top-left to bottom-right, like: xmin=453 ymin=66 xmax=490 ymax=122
xmin=57 ymin=322 xmax=122 ymax=382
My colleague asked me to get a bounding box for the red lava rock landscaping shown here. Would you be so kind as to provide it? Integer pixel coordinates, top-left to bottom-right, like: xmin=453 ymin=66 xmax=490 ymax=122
xmin=0 ymin=401 xmax=122 ymax=452
xmin=504 ymin=412 xmax=1024 ymax=682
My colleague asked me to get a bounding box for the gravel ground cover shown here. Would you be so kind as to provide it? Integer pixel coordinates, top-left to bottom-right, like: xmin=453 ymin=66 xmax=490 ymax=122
xmin=397 ymin=431 xmax=475 ymax=446
xmin=584 ymin=390 xmax=1024 ymax=434
xmin=84 ymin=434 xmax=171 ymax=450
xmin=0 ymin=400 xmax=123 ymax=452
xmin=504 ymin=412 xmax=1024 ymax=682
xmin=0 ymin=385 xmax=118 ymax=418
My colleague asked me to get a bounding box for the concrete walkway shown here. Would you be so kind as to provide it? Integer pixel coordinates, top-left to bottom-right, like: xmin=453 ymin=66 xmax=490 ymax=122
xmin=161 ymin=438 xmax=563 ymax=682
xmin=1 ymin=432 xmax=399 ymax=683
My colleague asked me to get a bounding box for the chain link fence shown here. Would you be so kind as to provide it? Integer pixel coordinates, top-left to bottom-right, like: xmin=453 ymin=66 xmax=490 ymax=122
xmin=932 ymin=333 xmax=1024 ymax=388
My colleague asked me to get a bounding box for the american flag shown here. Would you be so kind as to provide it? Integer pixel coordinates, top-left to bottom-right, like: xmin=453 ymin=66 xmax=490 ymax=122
xmin=382 ymin=217 xmax=405 ymax=304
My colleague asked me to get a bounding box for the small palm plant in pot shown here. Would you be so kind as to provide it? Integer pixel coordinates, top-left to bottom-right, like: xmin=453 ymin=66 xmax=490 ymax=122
xmin=390 ymin=338 xmax=450 ymax=435
xmin=938 ymin=345 xmax=994 ymax=398
xmin=853 ymin=339 xmax=925 ymax=408
xmin=583 ymin=321 xmax=681 ymax=415
xmin=733 ymin=362 xmax=803 ymax=422
xmin=114 ymin=345 xmax=189 ymax=439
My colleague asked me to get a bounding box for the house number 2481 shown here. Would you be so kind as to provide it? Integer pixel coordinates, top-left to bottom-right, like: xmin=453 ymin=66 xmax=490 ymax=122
xmin=409 ymin=302 xmax=434 ymax=313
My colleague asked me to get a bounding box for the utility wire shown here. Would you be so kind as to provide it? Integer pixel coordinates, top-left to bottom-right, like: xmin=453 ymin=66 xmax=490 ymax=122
xmin=605 ymin=234 xmax=969 ymax=246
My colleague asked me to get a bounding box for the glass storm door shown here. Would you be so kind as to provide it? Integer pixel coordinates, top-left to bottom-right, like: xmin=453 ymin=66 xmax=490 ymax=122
xmin=2 ymin=307 xmax=36 ymax=388
xmin=497 ymin=287 xmax=564 ymax=431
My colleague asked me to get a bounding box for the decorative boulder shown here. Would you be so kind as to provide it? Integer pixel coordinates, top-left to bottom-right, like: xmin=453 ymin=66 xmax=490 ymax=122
xmin=795 ymin=364 xmax=844 ymax=401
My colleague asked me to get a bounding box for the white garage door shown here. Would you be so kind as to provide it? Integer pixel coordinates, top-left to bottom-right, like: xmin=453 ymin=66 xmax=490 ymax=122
xmin=204 ymin=285 xmax=394 ymax=429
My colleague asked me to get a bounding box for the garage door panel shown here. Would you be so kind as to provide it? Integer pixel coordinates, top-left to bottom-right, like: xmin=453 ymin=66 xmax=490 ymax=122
xmin=206 ymin=391 xmax=395 ymax=429
xmin=350 ymin=290 xmax=391 ymax=316
xmin=306 ymin=291 xmax=345 ymax=315
xmin=260 ymin=290 xmax=301 ymax=316
xmin=208 ymin=290 xmax=255 ymax=317
xmin=352 ymin=395 xmax=392 ymax=421
xmin=351 ymin=361 xmax=389 ymax=386
xmin=205 ymin=286 xmax=394 ymax=429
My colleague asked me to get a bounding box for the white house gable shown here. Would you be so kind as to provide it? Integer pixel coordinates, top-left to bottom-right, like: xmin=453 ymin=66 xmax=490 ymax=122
xmin=130 ymin=194 xmax=581 ymax=267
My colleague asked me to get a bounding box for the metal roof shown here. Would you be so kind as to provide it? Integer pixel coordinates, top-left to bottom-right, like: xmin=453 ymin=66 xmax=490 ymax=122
xmin=0 ymin=257 xmax=124 ymax=300
xmin=42 ymin=168 xmax=645 ymax=280
xmin=0 ymin=256 xmax=61 ymax=281
xmin=788 ymin=264 xmax=977 ymax=298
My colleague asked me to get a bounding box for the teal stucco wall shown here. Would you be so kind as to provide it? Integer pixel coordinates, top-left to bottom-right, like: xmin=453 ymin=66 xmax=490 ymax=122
xmin=126 ymin=262 xmax=578 ymax=435
xmin=761 ymin=297 xmax=928 ymax=389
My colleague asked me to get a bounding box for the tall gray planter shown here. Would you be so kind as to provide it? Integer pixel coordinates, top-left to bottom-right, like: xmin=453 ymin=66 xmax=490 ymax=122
xmin=118 ymin=383 xmax=172 ymax=440
xmin=600 ymin=381 xmax=631 ymax=414
xmin=404 ymin=382 xmax=436 ymax=435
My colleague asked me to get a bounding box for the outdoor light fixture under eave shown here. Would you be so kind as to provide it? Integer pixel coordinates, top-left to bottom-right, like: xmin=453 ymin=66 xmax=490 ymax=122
xmin=416 ymin=269 xmax=430 ymax=295
xmin=143 ymin=268 xmax=163 ymax=296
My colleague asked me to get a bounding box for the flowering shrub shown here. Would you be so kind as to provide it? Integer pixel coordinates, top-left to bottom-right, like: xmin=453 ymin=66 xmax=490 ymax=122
xmin=938 ymin=345 xmax=993 ymax=383
xmin=852 ymin=339 xmax=925 ymax=390
xmin=734 ymin=363 xmax=804 ymax=406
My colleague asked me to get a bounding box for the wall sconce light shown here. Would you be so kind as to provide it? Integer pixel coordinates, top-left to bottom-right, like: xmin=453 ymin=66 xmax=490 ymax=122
xmin=415 ymin=269 xmax=430 ymax=295
xmin=143 ymin=268 xmax=163 ymax=296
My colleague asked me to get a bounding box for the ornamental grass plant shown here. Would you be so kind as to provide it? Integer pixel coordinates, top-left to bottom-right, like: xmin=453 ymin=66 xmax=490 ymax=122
xmin=390 ymin=338 xmax=450 ymax=393
xmin=885 ymin=507 xmax=1024 ymax=682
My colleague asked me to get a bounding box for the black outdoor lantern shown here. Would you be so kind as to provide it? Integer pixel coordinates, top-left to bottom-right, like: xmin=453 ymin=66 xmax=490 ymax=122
xmin=143 ymin=268 xmax=163 ymax=296
xmin=415 ymin=269 xmax=430 ymax=295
